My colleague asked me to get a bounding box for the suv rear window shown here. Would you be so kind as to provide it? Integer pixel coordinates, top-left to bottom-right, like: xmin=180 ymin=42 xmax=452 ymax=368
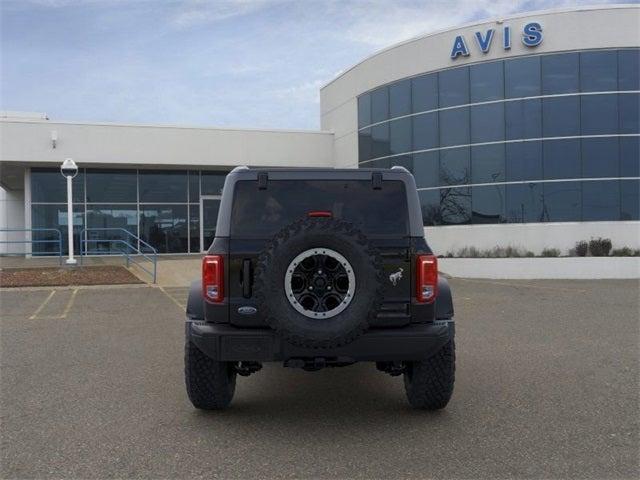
xmin=231 ymin=180 xmax=409 ymax=237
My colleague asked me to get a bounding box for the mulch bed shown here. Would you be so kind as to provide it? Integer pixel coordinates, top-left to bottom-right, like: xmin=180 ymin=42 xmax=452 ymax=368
xmin=0 ymin=266 xmax=143 ymax=288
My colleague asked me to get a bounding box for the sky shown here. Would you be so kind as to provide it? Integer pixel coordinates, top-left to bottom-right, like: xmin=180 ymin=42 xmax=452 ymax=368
xmin=0 ymin=0 xmax=631 ymax=130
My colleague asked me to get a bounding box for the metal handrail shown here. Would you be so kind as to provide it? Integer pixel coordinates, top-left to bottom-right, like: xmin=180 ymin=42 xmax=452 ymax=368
xmin=79 ymin=228 xmax=158 ymax=283
xmin=0 ymin=228 xmax=63 ymax=264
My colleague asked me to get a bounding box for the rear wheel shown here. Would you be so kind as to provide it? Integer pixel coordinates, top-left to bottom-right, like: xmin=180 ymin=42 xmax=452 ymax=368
xmin=403 ymin=339 xmax=455 ymax=410
xmin=184 ymin=340 xmax=237 ymax=410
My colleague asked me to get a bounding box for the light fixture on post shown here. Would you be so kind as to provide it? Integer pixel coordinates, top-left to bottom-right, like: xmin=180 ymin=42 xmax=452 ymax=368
xmin=60 ymin=158 xmax=78 ymax=265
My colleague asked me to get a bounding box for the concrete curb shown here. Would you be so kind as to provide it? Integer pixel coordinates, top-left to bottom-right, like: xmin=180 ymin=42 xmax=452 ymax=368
xmin=438 ymin=257 xmax=640 ymax=279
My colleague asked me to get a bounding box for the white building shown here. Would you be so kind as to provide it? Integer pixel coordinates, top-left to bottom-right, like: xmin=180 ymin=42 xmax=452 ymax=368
xmin=1 ymin=5 xmax=638 ymax=256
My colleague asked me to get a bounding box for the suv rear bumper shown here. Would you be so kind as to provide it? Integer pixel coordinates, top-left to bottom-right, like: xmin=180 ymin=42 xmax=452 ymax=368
xmin=186 ymin=320 xmax=454 ymax=362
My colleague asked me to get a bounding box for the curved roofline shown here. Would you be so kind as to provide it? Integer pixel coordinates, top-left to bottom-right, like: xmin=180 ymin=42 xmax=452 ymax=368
xmin=320 ymin=4 xmax=638 ymax=91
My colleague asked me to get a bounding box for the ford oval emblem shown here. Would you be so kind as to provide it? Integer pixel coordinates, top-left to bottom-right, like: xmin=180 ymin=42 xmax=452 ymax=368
xmin=238 ymin=306 xmax=257 ymax=315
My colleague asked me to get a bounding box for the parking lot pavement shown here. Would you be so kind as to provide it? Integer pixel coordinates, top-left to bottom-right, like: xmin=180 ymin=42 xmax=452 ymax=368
xmin=1 ymin=279 xmax=638 ymax=479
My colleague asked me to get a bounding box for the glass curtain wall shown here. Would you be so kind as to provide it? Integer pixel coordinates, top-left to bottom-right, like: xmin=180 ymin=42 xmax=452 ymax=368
xmin=357 ymin=48 xmax=640 ymax=226
xmin=31 ymin=168 xmax=228 ymax=255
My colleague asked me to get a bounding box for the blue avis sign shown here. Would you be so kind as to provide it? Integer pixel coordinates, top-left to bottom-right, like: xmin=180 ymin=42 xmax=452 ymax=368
xmin=451 ymin=22 xmax=543 ymax=59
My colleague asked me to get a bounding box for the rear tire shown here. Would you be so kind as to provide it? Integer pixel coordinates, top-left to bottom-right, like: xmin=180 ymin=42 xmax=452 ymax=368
xmin=185 ymin=340 xmax=237 ymax=410
xmin=404 ymin=339 xmax=455 ymax=410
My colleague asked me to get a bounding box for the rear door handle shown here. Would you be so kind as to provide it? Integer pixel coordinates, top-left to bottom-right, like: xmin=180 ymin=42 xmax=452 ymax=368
xmin=242 ymin=259 xmax=252 ymax=298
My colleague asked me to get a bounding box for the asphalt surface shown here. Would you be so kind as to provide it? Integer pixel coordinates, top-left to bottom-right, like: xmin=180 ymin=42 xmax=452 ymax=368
xmin=1 ymin=279 xmax=638 ymax=479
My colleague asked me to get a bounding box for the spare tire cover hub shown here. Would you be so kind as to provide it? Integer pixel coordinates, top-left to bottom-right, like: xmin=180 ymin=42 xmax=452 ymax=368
xmin=284 ymin=248 xmax=356 ymax=319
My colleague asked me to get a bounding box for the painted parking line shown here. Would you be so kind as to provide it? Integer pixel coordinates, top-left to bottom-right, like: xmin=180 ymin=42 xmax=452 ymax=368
xmin=28 ymin=290 xmax=56 ymax=320
xmin=58 ymin=288 xmax=79 ymax=319
xmin=29 ymin=288 xmax=79 ymax=320
xmin=158 ymin=286 xmax=187 ymax=310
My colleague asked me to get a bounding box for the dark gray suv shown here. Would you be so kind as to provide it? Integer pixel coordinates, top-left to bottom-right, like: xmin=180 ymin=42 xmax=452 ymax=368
xmin=185 ymin=166 xmax=455 ymax=409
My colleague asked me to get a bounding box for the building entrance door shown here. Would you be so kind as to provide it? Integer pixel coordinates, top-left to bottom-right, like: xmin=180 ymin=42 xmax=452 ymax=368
xmin=199 ymin=195 xmax=221 ymax=253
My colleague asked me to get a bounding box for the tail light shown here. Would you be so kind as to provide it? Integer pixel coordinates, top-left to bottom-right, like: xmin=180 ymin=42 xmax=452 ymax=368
xmin=416 ymin=254 xmax=438 ymax=303
xmin=308 ymin=211 xmax=332 ymax=217
xmin=202 ymin=255 xmax=224 ymax=302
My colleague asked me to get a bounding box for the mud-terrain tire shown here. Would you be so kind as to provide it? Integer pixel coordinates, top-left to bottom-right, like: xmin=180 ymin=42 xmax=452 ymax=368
xmin=404 ymin=339 xmax=456 ymax=410
xmin=184 ymin=340 xmax=237 ymax=410
xmin=253 ymin=217 xmax=384 ymax=349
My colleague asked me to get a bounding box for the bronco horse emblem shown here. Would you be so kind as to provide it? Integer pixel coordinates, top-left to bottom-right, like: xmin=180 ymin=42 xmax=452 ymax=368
xmin=389 ymin=268 xmax=403 ymax=286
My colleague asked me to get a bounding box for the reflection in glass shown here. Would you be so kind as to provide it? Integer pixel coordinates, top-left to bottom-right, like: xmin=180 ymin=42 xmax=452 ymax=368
xmin=440 ymin=148 xmax=470 ymax=186
xmin=139 ymin=170 xmax=187 ymax=203
xmin=358 ymin=94 xmax=371 ymax=128
xmin=390 ymin=155 xmax=413 ymax=171
xmin=470 ymin=61 xmax=504 ymax=102
xmin=439 ymin=108 xmax=469 ymax=147
xmin=413 ymin=152 xmax=440 ymax=188
xmin=189 ymin=204 xmax=200 ymax=253
xmin=583 ymin=181 xmax=620 ymax=221
xmin=419 ymin=189 xmax=440 ymax=226
xmin=621 ymin=180 xmax=640 ymax=220
xmin=618 ymin=49 xmax=640 ymax=91
xmin=619 ymin=93 xmax=639 ymax=134
xmin=439 ymin=67 xmax=469 ymax=108
xmin=582 ymin=137 xmax=619 ymax=178
xmin=86 ymin=205 xmax=138 ymax=254
xmin=389 ymin=117 xmax=412 ymax=155
xmin=506 ymin=183 xmax=543 ymax=223
xmin=506 ymin=142 xmax=543 ymax=182
xmin=201 ymin=171 xmax=227 ymax=196
xmin=542 ymin=182 xmax=581 ymax=222
xmin=31 ymin=168 xmax=85 ymax=203
xmin=358 ymin=128 xmax=372 ymax=162
xmin=580 ymin=51 xmax=617 ymax=92
xmin=412 ymin=74 xmax=438 ymax=113
xmin=542 ymin=53 xmax=579 ymax=94
xmin=366 ymin=158 xmax=391 ymax=169
xmin=371 ymin=86 xmax=389 ymax=123
xmin=620 ymin=137 xmax=640 ymax=177
xmin=31 ymin=204 xmax=84 ymax=255
xmin=471 ymin=103 xmax=504 ymax=143
xmin=188 ymin=171 xmax=200 ymax=203
xmin=471 ymin=144 xmax=505 ymax=184
xmin=139 ymin=205 xmax=188 ymax=253
xmin=543 ymin=139 xmax=581 ymax=180
xmin=581 ymin=94 xmax=618 ymax=135
xmin=505 ymin=99 xmax=542 ymax=140
xmin=371 ymin=123 xmax=390 ymax=158
xmin=542 ymin=97 xmax=580 ymax=137
xmin=86 ymin=169 xmax=137 ymax=203
xmin=413 ymin=112 xmax=438 ymax=151
xmin=440 ymin=187 xmax=471 ymax=225
xmin=472 ymin=185 xmax=505 ymax=224
xmin=505 ymin=56 xmax=541 ymax=98
xmin=389 ymin=79 xmax=411 ymax=118
xmin=201 ymin=199 xmax=220 ymax=251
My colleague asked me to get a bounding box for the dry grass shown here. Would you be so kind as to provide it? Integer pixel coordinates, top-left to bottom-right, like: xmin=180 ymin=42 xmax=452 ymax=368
xmin=0 ymin=266 xmax=143 ymax=288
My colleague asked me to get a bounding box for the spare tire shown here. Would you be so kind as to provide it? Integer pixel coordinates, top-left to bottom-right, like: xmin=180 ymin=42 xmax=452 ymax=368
xmin=254 ymin=217 xmax=384 ymax=349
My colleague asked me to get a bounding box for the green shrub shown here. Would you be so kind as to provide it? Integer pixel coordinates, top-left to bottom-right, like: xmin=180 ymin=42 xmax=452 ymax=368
xmin=456 ymin=246 xmax=481 ymax=258
xmin=525 ymin=250 xmax=535 ymax=257
xmin=540 ymin=248 xmax=561 ymax=257
xmin=610 ymin=247 xmax=640 ymax=257
xmin=589 ymin=237 xmax=612 ymax=257
xmin=574 ymin=241 xmax=589 ymax=257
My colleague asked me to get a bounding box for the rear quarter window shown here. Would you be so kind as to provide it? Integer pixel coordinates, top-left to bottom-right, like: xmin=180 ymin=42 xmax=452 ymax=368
xmin=231 ymin=180 xmax=409 ymax=237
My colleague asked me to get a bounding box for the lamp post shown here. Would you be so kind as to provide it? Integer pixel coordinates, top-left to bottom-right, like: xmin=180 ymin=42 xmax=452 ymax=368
xmin=60 ymin=158 xmax=78 ymax=265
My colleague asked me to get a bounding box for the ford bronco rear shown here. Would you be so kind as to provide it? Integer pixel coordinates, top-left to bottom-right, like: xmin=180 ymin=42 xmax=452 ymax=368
xmin=185 ymin=166 xmax=455 ymax=410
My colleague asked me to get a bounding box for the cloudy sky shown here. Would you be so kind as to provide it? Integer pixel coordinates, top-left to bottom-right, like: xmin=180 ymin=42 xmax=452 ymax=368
xmin=0 ymin=0 xmax=628 ymax=129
